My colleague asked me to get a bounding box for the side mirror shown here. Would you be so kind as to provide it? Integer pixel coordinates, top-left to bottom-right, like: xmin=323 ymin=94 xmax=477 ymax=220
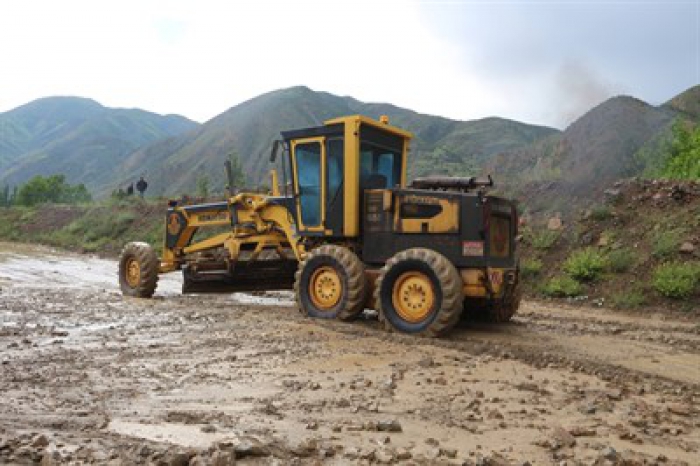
xmin=270 ymin=140 xmax=281 ymax=163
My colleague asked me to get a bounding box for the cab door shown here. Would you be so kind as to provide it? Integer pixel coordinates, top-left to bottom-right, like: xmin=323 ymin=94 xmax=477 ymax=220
xmin=291 ymin=137 xmax=326 ymax=233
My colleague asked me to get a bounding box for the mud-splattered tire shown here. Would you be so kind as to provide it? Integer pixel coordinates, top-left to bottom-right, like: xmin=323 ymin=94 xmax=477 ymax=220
xmin=295 ymin=245 xmax=367 ymax=321
xmin=119 ymin=242 xmax=159 ymax=298
xmin=376 ymin=248 xmax=463 ymax=337
xmin=488 ymin=281 xmax=522 ymax=323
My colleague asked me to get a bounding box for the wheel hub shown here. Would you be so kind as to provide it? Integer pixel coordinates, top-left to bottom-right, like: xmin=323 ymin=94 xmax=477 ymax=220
xmin=125 ymin=258 xmax=141 ymax=288
xmin=309 ymin=266 xmax=342 ymax=309
xmin=392 ymin=271 xmax=435 ymax=323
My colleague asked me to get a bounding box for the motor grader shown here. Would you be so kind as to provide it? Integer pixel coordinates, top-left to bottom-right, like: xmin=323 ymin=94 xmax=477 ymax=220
xmin=118 ymin=115 xmax=521 ymax=337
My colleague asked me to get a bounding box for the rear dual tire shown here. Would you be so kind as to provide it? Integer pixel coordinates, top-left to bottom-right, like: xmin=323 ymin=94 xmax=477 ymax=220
xmin=376 ymin=248 xmax=463 ymax=337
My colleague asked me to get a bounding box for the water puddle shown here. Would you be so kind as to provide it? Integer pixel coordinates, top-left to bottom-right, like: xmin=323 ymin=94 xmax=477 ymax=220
xmin=0 ymin=242 xmax=293 ymax=305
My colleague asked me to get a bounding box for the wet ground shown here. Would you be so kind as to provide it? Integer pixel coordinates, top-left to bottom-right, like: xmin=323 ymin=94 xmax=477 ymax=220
xmin=0 ymin=242 xmax=698 ymax=465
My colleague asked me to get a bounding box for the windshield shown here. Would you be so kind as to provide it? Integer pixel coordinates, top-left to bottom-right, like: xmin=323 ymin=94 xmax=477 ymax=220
xmin=360 ymin=142 xmax=402 ymax=189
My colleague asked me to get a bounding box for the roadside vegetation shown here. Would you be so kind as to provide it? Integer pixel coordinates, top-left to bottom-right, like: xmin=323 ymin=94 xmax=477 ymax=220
xmin=520 ymin=179 xmax=700 ymax=312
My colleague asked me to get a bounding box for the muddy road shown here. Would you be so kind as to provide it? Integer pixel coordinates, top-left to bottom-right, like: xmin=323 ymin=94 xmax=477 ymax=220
xmin=0 ymin=243 xmax=698 ymax=465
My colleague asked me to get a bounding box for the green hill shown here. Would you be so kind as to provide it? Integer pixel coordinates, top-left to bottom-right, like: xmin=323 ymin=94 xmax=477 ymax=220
xmin=487 ymin=90 xmax=697 ymax=212
xmin=112 ymin=86 xmax=558 ymax=196
xmin=0 ymin=97 xmax=198 ymax=191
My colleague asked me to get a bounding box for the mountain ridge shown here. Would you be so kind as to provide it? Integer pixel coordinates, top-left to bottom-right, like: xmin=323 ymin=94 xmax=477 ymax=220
xmin=0 ymin=97 xmax=199 ymax=191
xmin=1 ymin=85 xmax=697 ymax=208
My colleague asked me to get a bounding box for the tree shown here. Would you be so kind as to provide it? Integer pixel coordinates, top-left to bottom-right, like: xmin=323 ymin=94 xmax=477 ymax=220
xmin=228 ymin=152 xmax=247 ymax=189
xmin=196 ymin=173 xmax=210 ymax=199
xmin=661 ymin=121 xmax=700 ymax=180
xmin=15 ymin=174 xmax=92 ymax=206
xmin=0 ymin=185 xmax=9 ymax=207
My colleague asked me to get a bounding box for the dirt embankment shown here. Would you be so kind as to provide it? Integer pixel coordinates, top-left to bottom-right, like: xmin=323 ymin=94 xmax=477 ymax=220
xmin=0 ymin=199 xmax=165 ymax=256
xmin=519 ymin=179 xmax=700 ymax=312
xmin=0 ymin=244 xmax=698 ymax=465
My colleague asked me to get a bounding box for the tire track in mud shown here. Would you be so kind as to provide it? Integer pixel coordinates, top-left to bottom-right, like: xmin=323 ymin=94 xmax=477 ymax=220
xmin=294 ymin=302 xmax=700 ymax=395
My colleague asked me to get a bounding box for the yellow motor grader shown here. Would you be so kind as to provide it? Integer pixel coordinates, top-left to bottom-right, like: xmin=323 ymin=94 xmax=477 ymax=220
xmin=119 ymin=115 xmax=521 ymax=337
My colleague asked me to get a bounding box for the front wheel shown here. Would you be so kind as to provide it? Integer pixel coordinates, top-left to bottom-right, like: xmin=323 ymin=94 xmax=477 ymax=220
xmin=118 ymin=242 xmax=159 ymax=298
xmin=295 ymin=245 xmax=367 ymax=321
xmin=376 ymin=248 xmax=463 ymax=337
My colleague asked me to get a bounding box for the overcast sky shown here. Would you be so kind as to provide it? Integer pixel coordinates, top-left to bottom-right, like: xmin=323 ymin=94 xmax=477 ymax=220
xmin=0 ymin=0 xmax=697 ymax=128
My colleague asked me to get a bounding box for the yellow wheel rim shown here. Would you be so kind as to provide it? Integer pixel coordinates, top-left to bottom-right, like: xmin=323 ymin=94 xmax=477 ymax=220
xmin=125 ymin=258 xmax=141 ymax=288
xmin=392 ymin=271 xmax=435 ymax=323
xmin=309 ymin=266 xmax=342 ymax=310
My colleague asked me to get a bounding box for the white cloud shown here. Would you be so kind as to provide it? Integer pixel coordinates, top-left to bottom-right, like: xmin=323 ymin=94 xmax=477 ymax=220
xmin=0 ymin=0 xmax=695 ymax=128
xmin=0 ymin=0 xmax=508 ymax=124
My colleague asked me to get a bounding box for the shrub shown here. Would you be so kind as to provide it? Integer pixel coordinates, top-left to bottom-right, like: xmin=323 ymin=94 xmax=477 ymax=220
xmin=542 ymin=276 xmax=583 ymax=297
xmin=528 ymin=229 xmax=560 ymax=250
xmin=610 ymin=288 xmax=647 ymax=309
xmin=520 ymin=258 xmax=543 ymax=279
xmin=16 ymin=174 xmax=91 ymax=206
xmin=590 ymin=205 xmax=613 ymax=221
xmin=564 ymin=248 xmax=607 ymax=282
xmin=651 ymin=228 xmax=683 ymax=259
xmin=652 ymin=262 xmax=700 ymax=299
xmin=606 ymin=248 xmax=637 ymax=273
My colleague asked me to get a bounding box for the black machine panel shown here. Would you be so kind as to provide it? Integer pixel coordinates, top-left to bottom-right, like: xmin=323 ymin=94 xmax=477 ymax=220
xmin=362 ymin=189 xmax=517 ymax=269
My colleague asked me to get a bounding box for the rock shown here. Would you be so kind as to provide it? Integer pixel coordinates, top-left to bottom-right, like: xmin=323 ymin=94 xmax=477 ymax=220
xmin=377 ymin=420 xmax=402 ymax=432
xmin=442 ymin=448 xmax=458 ymax=459
xmin=435 ymin=377 xmax=447 ymax=386
xmin=31 ymin=434 xmax=49 ymax=448
xmin=374 ymin=448 xmax=396 ymax=464
xmin=290 ymin=438 xmax=318 ymax=457
xmin=395 ymin=448 xmax=412 ymax=460
xmin=547 ymin=217 xmax=563 ymax=231
xmin=40 ymin=453 xmax=55 ymax=466
xmin=343 ymin=447 xmax=361 ymax=459
xmin=679 ymin=242 xmax=696 ymax=254
xmin=599 ymin=446 xmax=617 ymax=461
xmin=568 ymin=426 xmax=596 ymax=437
xmin=551 ymin=427 xmax=576 ymax=448
xmin=668 ymin=403 xmax=692 ymax=416
xmin=233 ymin=437 xmax=269 ymax=458
xmin=597 ymin=235 xmax=609 ymax=247
xmin=425 ymin=438 xmax=440 ymax=447
xmin=417 ymin=356 xmax=435 ymax=368
xmin=200 ymin=425 xmax=216 ymax=433
xmin=305 ymin=421 xmax=318 ymax=430
xmin=604 ymin=188 xmax=621 ymax=200
xmin=425 ymin=447 xmax=441 ymax=460
xmin=164 ymin=451 xmax=190 ymax=466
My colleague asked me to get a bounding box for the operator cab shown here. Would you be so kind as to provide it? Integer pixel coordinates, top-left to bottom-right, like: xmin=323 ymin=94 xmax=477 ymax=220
xmin=277 ymin=115 xmax=412 ymax=238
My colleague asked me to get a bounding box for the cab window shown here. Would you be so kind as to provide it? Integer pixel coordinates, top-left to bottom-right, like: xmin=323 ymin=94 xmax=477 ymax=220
xmin=295 ymin=142 xmax=321 ymax=226
xmin=360 ymin=142 xmax=401 ymax=189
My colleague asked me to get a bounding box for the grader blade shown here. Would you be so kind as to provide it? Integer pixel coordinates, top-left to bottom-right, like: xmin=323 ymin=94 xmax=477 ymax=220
xmin=182 ymin=259 xmax=297 ymax=294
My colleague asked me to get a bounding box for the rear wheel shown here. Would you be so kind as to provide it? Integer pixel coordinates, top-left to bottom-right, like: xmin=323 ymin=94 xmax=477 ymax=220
xmin=295 ymin=245 xmax=367 ymax=320
xmin=119 ymin=242 xmax=159 ymax=298
xmin=376 ymin=248 xmax=463 ymax=337
xmin=487 ymin=281 xmax=522 ymax=322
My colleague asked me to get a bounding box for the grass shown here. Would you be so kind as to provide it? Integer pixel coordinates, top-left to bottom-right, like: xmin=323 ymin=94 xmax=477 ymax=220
xmin=590 ymin=205 xmax=613 ymax=221
xmin=610 ymin=288 xmax=647 ymax=309
xmin=520 ymin=258 xmax=543 ymax=279
xmin=652 ymin=262 xmax=700 ymax=299
xmin=527 ymin=228 xmax=560 ymax=250
xmin=0 ymin=201 xmax=163 ymax=255
xmin=651 ymin=228 xmax=684 ymax=259
xmin=541 ymin=276 xmax=583 ymax=298
xmin=606 ymin=248 xmax=637 ymax=273
xmin=563 ymin=248 xmax=607 ymax=282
